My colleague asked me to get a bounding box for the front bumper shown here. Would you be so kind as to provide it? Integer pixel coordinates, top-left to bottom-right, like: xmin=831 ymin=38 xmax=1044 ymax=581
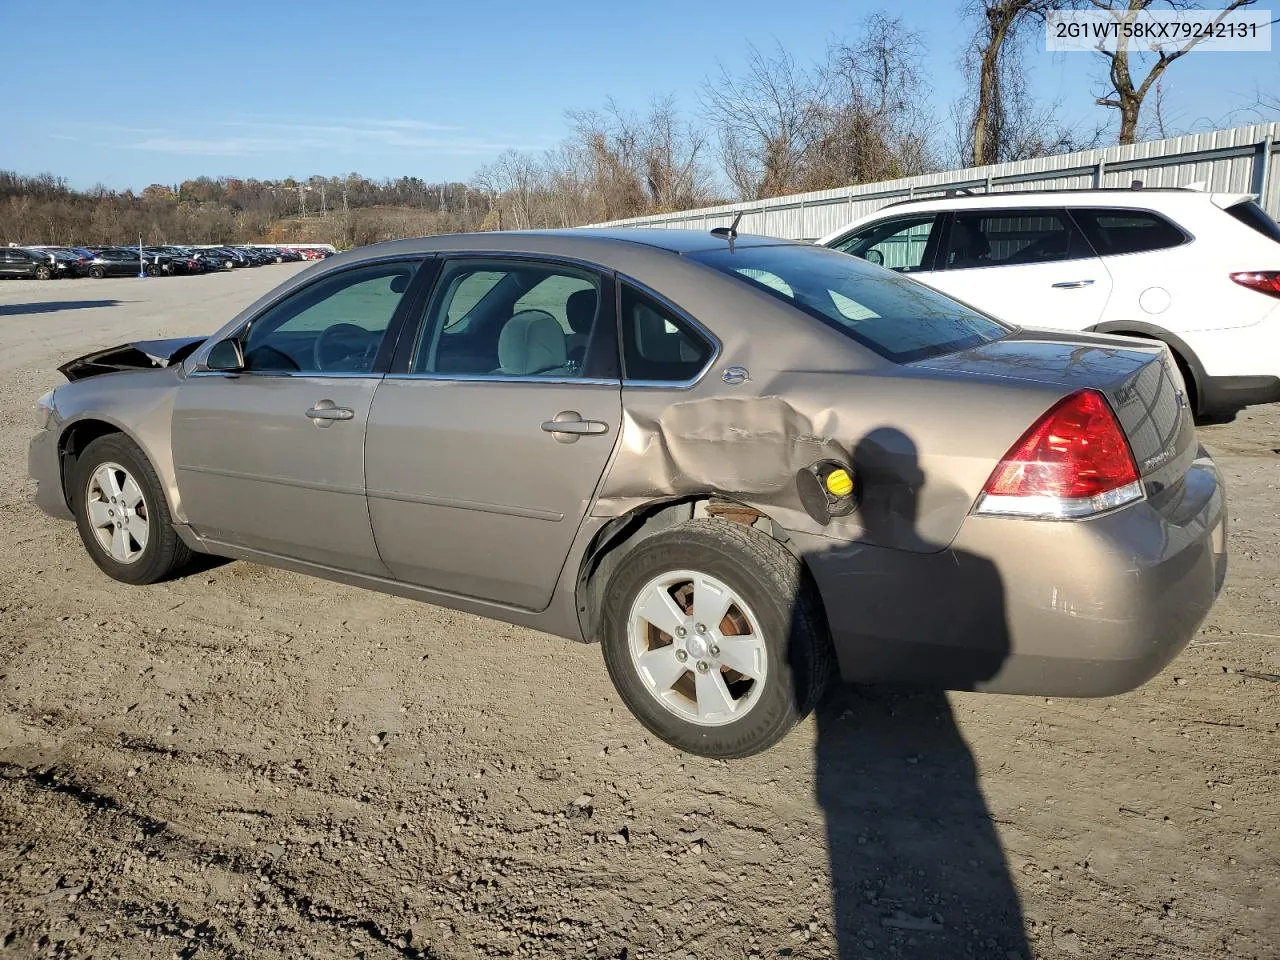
xmin=28 ymin=427 xmax=72 ymax=521
xmin=796 ymin=454 xmax=1227 ymax=697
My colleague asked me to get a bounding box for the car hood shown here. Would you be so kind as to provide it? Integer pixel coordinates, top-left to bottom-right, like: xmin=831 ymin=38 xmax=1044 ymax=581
xmin=58 ymin=336 xmax=207 ymax=382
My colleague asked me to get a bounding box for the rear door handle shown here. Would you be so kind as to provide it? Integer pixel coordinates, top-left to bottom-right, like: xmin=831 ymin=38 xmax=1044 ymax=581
xmin=541 ymin=410 xmax=609 ymax=443
xmin=1051 ymin=279 xmax=1096 ymax=289
xmin=306 ymin=399 xmax=355 ymax=426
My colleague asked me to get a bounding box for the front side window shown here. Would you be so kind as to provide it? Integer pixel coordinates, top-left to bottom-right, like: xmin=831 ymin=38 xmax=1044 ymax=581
xmin=1070 ymin=208 xmax=1187 ymax=256
xmin=832 ymin=214 xmax=939 ymax=273
xmin=413 ymin=259 xmax=603 ymax=378
xmin=241 ymin=260 xmax=417 ymax=374
xmin=941 ymin=209 xmax=1090 ymax=270
xmin=691 ymin=243 xmax=1008 ymax=364
xmin=619 ymin=284 xmax=715 ymax=382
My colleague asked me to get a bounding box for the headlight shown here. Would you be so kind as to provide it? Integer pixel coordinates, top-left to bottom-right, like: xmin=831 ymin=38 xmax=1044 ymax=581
xmin=33 ymin=389 xmax=55 ymax=430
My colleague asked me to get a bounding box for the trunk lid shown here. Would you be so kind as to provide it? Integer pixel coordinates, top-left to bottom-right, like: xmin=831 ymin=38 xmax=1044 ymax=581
xmin=912 ymin=329 xmax=1196 ymax=496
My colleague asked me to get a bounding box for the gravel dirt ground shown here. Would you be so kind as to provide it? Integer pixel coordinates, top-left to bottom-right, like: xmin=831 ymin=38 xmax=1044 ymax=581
xmin=0 ymin=268 xmax=1276 ymax=960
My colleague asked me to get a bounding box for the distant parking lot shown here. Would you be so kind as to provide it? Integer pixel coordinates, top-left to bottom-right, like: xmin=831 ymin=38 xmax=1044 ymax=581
xmin=0 ymin=268 xmax=1277 ymax=958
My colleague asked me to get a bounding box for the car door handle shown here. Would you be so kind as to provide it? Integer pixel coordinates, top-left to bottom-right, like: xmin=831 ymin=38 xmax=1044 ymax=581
xmin=1051 ymin=279 xmax=1096 ymax=289
xmin=541 ymin=411 xmax=609 ymax=443
xmin=306 ymin=400 xmax=354 ymax=426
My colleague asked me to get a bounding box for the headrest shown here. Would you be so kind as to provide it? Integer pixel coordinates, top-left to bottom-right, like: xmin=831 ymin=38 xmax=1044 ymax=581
xmin=497 ymin=310 xmax=567 ymax=376
xmin=565 ymin=288 xmax=598 ymax=334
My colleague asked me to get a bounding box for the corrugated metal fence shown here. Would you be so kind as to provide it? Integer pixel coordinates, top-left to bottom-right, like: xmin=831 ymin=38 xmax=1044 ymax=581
xmin=587 ymin=122 xmax=1280 ymax=240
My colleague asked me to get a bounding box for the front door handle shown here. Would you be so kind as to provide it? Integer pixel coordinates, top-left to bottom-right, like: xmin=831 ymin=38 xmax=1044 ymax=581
xmin=1051 ymin=279 xmax=1096 ymax=289
xmin=541 ymin=410 xmax=609 ymax=444
xmin=306 ymin=399 xmax=355 ymax=427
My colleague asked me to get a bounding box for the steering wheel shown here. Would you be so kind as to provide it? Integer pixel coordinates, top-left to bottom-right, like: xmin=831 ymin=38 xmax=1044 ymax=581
xmin=313 ymin=323 xmax=377 ymax=372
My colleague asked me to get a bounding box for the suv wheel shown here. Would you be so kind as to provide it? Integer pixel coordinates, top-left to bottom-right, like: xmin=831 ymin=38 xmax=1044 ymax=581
xmin=35 ymin=264 xmax=51 ymax=280
xmin=71 ymin=434 xmax=192 ymax=585
xmin=600 ymin=518 xmax=832 ymax=757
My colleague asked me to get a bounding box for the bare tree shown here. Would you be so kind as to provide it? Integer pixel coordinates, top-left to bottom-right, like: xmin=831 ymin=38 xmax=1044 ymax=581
xmin=1091 ymin=0 xmax=1255 ymax=144
xmin=700 ymin=43 xmax=826 ymax=199
xmin=962 ymin=0 xmax=1063 ymax=166
xmin=813 ymin=14 xmax=937 ymax=186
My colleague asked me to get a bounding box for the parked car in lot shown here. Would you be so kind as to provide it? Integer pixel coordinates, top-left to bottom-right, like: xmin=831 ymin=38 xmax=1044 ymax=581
xmin=1 ymin=246 xmax=58 ymax=279
xmin=28 ymin=229 xmax=1228 ymax=756
xmin=85 ymin=247 xmax=145 ymax=278
xmin=820 ymin=188 xmax=1280 ymax=421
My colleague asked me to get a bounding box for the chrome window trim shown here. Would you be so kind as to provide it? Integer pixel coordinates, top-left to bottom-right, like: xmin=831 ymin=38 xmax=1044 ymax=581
xmin=615 ymin=273 xmax=721 ymax=391
xmin=383 ymin=373 xmax=619 ymax=386
xmin=189 ymin=369 xmax=385 ymax=380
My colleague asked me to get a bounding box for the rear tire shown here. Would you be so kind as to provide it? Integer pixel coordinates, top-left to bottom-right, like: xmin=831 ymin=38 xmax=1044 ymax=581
xmin=599 ymin=518 xmax=832 ymax=758
xmin=71 ymin=434 xmax=192 ymax=585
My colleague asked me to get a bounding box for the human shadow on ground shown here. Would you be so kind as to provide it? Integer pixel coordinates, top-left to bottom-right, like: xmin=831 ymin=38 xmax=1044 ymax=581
xmin=794 ymin=427 xmax=1029 ymax=959
xmin=0 ymin=300 xmax=122 ymax=317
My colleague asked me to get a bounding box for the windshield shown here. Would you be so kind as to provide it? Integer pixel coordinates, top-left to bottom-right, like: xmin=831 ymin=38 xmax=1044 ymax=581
xmin=690 ymin=243 xmax=1010 ymax=363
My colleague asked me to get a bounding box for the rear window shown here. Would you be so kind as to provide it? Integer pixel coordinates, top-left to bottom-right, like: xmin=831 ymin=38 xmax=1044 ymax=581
xmin=691 ymin=244 xmax=1009 ymax=364
xmin=1071 ymin=208 xmax=1187 ymax=256
xmin=1225 ymin=200 xmax=1280 ymax=244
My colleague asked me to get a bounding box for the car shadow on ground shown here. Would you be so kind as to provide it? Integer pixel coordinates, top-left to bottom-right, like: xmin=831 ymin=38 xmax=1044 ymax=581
xmin=794 ymin=427 xmax=1029 ymax=959
xmin=0 ymin=300 xmax=124 ymax=317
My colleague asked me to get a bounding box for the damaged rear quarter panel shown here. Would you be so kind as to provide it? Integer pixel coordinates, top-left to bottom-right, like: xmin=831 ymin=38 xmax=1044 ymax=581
xmin=589 ymin=258 xmax=1070 ymax=552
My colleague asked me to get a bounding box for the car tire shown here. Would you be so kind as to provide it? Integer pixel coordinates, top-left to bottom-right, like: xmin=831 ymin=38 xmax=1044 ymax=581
xmin=89 ymin=265 xmax=105 ymax=279
xmin=599 ymin=518 xmax=832 ymax=758
xmin=71 ymin=434 xmax=192 ymax=585
xmin=145 ymin=263 xmax=160 ymax=277
xmin=35 ymin=264 xmax=52 ymax=280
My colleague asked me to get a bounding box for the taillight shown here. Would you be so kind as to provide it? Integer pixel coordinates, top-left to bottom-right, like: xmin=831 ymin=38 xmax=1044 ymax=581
xmin=1229 ymin=271 xmax=1280 ymax=298
xmin=974 ymin=389 xmax=1142 ymax=519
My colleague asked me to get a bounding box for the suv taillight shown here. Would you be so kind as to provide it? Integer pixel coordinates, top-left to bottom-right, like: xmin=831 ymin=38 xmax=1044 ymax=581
xmin=974 ymin=389 xmax=1142 ymax=519
xmin=1229 ymin=271 xmax=1280 ymax=298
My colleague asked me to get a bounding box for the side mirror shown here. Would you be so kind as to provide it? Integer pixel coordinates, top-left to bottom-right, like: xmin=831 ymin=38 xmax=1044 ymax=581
xmin=206 ymin=338 xmax=245 ymax=372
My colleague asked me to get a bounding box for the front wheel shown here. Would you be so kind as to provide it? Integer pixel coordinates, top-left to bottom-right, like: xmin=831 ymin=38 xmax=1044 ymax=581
xmin=35 ymin=264 xmax=51 ymax=280
xmin=71 ymin=434 xmax=192 ymax=585
xmin=600 ymin=519 xmax=832 ymax=757
xmin=89 ymin=265 xmax=105 ymax=279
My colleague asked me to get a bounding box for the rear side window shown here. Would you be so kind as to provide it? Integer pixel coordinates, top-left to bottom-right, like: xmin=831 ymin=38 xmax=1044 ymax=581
xmin=619 ymin=284 xmax=714 ymax=382
xmin=1225 ymin=200 xmax=1280 ymax=244
xmin=691 ymin=244 xmax=1009 ymax=364
xmin=1071 ymin=208 xmax=1187 ymax=256
xmin=941 ymin=209 xmax=1090 ymax=269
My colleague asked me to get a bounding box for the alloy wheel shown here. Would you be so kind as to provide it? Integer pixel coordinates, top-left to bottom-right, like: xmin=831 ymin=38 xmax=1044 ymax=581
xmin=85 ymin=462 xmax=149 ymax=564
xmin=627 ymin=569 xmax=768 ymax=726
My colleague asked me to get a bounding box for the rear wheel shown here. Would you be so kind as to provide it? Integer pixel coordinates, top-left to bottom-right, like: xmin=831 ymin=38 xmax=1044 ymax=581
xmin=71 ymin=434 xmax=191 ymax=585
xmin=600 ymin=519 xmax=832 ymax=757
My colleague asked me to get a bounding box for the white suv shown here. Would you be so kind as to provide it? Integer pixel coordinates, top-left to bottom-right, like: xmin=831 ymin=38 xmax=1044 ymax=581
xmin=819 ymin=189 xmax=1280 ymax=420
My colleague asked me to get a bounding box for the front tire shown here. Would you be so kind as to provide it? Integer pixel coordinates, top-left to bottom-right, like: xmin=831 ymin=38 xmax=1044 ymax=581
xmin=89 ymin=265 xmax=105 ymax=279
xmin=35 ymin=265 xmax=51 ymax=280
xmin=71 ymin=434 xmax=191 ymax=585
xmin=600 ymin=519 xmax=832 ymax=758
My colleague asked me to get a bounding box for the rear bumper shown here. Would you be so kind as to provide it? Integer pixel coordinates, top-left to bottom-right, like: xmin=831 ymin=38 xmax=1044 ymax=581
xmin=28 ymin=427 xmax=72 ymax=521
xmin=1201 ymin=374 xmax=1280 ymax=416
xmin=796 ymin=454 xmax=1227 ymax=697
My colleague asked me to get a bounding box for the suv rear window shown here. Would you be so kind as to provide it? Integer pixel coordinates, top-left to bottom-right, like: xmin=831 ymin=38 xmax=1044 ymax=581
xmin=1071 ymin=209 xmax=1187 ymax=256
xmin=691 ymin=244 xmax=1008 ymax=364
xmin=1225 ymin=200 xmax=1280 ymax=244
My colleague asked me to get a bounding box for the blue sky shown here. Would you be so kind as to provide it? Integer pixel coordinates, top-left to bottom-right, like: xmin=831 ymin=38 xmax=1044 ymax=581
xmin=3 ymin=0 xmax=1276 ymax=190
